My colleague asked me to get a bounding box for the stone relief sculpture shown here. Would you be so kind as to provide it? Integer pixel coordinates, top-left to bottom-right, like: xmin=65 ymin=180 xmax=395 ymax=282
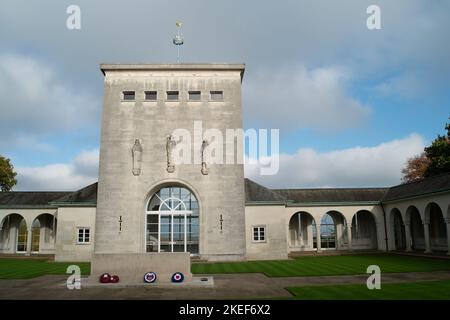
xmin=166 ymin=135 xmax=178 ymax=173
xmin=201 ymin=139 xmax=211 ymax=175
xmin=131 ymin=139 xmax=143 ymax=176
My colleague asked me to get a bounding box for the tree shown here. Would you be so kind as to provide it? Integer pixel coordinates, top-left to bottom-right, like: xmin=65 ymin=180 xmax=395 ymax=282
xmin=424 ymin=121 xmax=450 ymax=177
xmin=0 ymin=155 xmax=17 ymax=192
xmin=401 ymin=152 xmax=430 ymax=183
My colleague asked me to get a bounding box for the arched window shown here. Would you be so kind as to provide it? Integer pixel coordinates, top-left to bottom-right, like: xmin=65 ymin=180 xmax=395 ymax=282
xmin=31 ymin=219 xmax=41 ymax=252
xmin=146 ymin=186 xmax=199 ymax=255
xmin=312 ymin=214 xmax=337 ymax=249
xmin=17 ymin=219 xmax=27 ymax=253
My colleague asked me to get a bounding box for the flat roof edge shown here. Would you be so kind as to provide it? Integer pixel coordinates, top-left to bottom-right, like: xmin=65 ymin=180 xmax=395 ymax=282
xmin=100 ymin=63 xmax=246 ymax=79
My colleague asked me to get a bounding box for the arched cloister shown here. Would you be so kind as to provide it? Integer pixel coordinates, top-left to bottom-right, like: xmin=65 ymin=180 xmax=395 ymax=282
xmin=424 ymin=202 xmax=447 ymax=253
xmin=30 ymin=214 xmax=57 ymax=254
xmin=313 ymin=211 xmax=348 ymax=251
xmin=389 ymin=208 xmax=406 ymax=250
xmin=0 ymin=213 xmax=27 ymax=254
xmin=351 ymin=210 xmax=378 ymax=250
xmin=406 ymin=205 xmax=425 ymax=251
xmin=288 ymin=211 xmax=316 ymax=251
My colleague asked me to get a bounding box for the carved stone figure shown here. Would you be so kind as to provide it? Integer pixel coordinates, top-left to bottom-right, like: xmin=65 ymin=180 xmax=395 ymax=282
xmin=131 ymin=139 xmax=143 ymax=176
xmin=201 ymin=139 xmax=210 ymax=175
xmin=166 ymin=135 xmax=178 ymax=173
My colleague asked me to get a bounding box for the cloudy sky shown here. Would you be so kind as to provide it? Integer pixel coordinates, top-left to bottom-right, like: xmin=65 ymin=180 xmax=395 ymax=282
xmin=0 ymin=0 xmax=449 ymax=190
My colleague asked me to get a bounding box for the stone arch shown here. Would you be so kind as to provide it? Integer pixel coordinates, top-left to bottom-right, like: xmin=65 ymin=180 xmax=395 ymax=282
xmin=406 ymin=205 xmax=424 ymax=251
xmin=389 ymin=208 xmax=406 ymax=250
xmin=351 ymin=210 xmax=378 ymax=250
xmin=288 ymin=211 xmax=316 ymax=251
xmin=30 ymin=213 xmax=57 ymax=253
xmin=314 ymin=210 xmax=348 ymax=250
xmin=425 ymin=202 xmax=447 ymax=252
xmin=0 ymin=213 xmax=27 ymax=254
xmin=143 ymin=178 xmax=203 ymax=254
xmin=145 ymin=183 xmax=200 ymax=255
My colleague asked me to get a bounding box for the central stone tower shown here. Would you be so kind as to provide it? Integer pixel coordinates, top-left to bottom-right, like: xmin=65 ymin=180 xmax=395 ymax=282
xmin=95 ymin=63 xmax=246 ymax=261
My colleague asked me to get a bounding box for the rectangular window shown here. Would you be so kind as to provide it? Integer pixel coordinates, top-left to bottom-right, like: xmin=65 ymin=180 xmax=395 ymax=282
xmin=145 ymin=91 xmax=157 ymax=101
xmin=166 ymin=91 xmax=179 ymax=101
xmin=210 ymin=91 xmax=223 ymax=101
xmin=77 ymin=228 xmax=90 ymax=244
xmin=252 ymin=226 xmax=266 ymax=242
xmin=189 ymin=91 xmax=201 ymax=101
xmin=123 ymin=91 xmax=135 ymax=100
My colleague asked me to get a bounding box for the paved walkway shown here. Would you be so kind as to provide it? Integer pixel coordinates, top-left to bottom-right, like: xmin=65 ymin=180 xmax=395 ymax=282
xmin=1 ymin=271 xmax=450 ymax=299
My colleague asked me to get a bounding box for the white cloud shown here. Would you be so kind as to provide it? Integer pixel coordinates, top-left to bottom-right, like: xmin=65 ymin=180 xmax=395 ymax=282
xmin=245 ymin=133 xmax=425 ymax=188
xmin=15 ymin=149 xmax=99 ymax=191
xmin=0 ymin=52 xmax=100 ymax=138
xmin=243 ymin=65 xmax=371 ymax=131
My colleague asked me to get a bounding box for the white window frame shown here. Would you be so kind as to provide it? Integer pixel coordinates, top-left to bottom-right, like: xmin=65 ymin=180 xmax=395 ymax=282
xmin=252 ymin=225 xmax=266 ymax=243
xmin=77 ymin=227 xmax=91 ymax=244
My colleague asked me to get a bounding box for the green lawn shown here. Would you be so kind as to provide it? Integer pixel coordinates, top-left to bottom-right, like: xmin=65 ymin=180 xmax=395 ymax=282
xmin=287 ymin=280 xmax=450 ymax=300
xmin=0 ymin=259 xmax=91 ymax=279
xmin=192 ymin=254 xmax=450 ymax=277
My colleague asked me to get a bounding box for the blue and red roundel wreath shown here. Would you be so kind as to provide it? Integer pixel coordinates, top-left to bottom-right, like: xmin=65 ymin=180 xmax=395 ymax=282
xmin=143 ymin=272 xmax=157 ymax=283
xmin=171 ymin=272 xmax=184 ymax=283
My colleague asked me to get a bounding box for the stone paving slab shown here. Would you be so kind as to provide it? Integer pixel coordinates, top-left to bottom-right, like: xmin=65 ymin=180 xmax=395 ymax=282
xmin=1 ymin=271 xmax=450 ymax=300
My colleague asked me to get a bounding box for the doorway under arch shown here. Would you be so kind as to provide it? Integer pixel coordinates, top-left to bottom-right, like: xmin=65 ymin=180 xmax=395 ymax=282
xmin=352 ymin=210 xmax=378 ymax=250
xmin=390 ymin=208 xmax=406 ymax=250
xmin=146 ymin=185 xmax=199 ymax=255
xmin=406 ymin=206 xmax=424 ymax=251
xmin=425 ymin=202 xmax=447 ymax=252
xmin=288 ymin=211 xmax=316 ymax=251
xmin=312 ymin=211 xmax=347 ymax=250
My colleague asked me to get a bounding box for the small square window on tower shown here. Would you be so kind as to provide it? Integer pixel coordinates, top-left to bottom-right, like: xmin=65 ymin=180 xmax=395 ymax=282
xmin=145 ymin=91 xmax=157 ymax=101
xmin=189 ymin=91 xmax=201 ymax=101
xmin=166 ymin=91 xmax=179 ymax=101
xmin=210 ymin=91 xmax=223 ymax=101
xmin=123 ymin=91 xmax=135 ymax=100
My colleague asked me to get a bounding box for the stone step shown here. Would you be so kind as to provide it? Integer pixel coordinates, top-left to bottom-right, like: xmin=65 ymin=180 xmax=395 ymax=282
xmin=0 ymin=253 xmax=55 ymax=260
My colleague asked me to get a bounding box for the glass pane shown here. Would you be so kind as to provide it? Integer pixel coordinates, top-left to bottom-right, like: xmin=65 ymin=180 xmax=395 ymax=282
xmin=173 ymin=232 xmax=184 ymax=241
xmin=189 ymin=91 xmax=201 ymax=100
xmin=147 ymin=215 xmax=158 ymax=224
xmin=147 ymin=233 xmax=159 ymax=243
xmin=187 ymin=244 xmax=199 ymax=254
xmin=147 ymin=195 xmax=161 ymax=211
xmin=160 ymin=233 xmax=171 ymax=241
xmin=173 ymin=244 xmax=185 ymax=252
xmin=147 ymin=223 xmax=158 ymax=233
xmin=160 ymin=216 xmax=171 ymax=225
xmin=123 ymin=91 xmax=135 ymax=100
xmin=167 ymin=91 xmax=179 ymax=100
xmin=210 ymin=91 xmax=223 ymax=101
xmin=160 ymin=244 xmax=171 ymax=252
xmin=145 ymin=91 xmax=157 ymax=100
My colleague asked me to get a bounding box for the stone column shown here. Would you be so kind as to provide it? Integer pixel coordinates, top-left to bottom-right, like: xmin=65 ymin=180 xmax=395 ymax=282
xmin=423 ymin=222 xmax=432 ymax=254
xmin=404 ymin=223 xmax=412 ymax=252
xmin=298 ymin=213 xmax=303 ymax=247
xmin=316 ymin=223 xmax=321 ymax=252
xmin=26 ymin=229 xmax=32 ymax=256
xmin=445 ymin=219 xmax=450 ymax=255
xmin=347 ymin=224 xmax=353 ymax=251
